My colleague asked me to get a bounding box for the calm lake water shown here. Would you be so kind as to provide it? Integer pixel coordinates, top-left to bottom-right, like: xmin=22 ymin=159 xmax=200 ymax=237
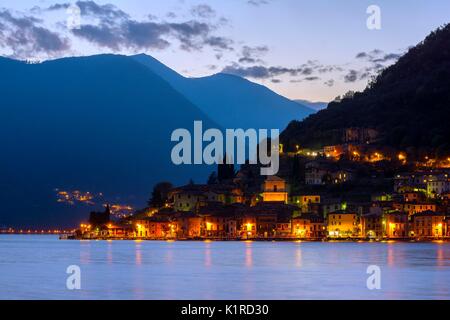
xmin=1 ymin=235 xmax=449 ymax=300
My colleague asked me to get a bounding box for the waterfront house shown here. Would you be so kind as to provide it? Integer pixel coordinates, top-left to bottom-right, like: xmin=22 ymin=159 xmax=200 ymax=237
xmin=134 ymin=216 xmax=175 ymax=239
xmin=411 ymin=211 xmax=447 ymax=239
xmin=238 ymin=213 xmax=257 ymax=239
xmin=327 ymin=211 xmax=361 ymax=238
xmin=106 ymin=223 xmax=134 ymax=238
xmin=384 ymin=210 xmax=409 ymax=239
xmin=446 ymin=216 xmax=450 ymax=237
xmin=198 ymin=202 xmax=243 ymax=238
xmin=255 ymin=211 xmax=277 ymax=238
xmin=361 ymin=212 xmax=383 ymax=239
xmin=174 ymin=211 xmax=202 ymax=238
xmin=291 ymin=213 xmax=325 ymax=239
xmin=275 ymin=214 xmax=292 ymax=238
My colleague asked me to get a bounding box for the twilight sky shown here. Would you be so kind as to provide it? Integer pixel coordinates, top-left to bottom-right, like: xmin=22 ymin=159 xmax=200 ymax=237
xmin=1 ymin=0 xmax=449 ymax=101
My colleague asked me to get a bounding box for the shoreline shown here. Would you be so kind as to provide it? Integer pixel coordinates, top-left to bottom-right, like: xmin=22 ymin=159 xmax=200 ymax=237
xmin=3 ymin=234 xmax=449 ymax=243
xmin=62 ymin=236 xmax=450 ymax=243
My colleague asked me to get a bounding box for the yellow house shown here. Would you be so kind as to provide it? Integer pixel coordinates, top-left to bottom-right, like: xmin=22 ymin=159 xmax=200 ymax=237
xmin=262 ymin=176 xmax=288 ymax=203
xmin=327 ymin=211 xmax=361 ymax=238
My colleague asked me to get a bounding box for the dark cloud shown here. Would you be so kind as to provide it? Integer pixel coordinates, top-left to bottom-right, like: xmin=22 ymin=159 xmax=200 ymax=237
xmin=222 ymin=65 xmax=270 ymax=78
xmin=238 ymin=45 xmax=268 ymax=64
xmin=247 ymin=0 xmax=270 ymax=6
xmin=318 ymin=65 xmax=342 ymax=73
xmin=222 ymin=64 xmax=288 ymax=79
xmin=72 ymin=24 xmax=123 ymax=50
xmin=46 ymin=1 xmax=233 ymax=52
xmin=271 ymin=79 xmax=281 ymax=83
xmin=239 ymin=57 xmax=256 ymax=64
xmin=304 ymin=76 xmax=320 ymax=81
xmin=166 ymin=12 xmax=176 ymax=19
xmin=344 ymin=70 xmax=358 ymax=83
xmin=49 ymin=1 xmax=129 ymax=24
xmin=73 ymin=21 xmax=172 ymax=51
xmin=204 ymin=36 xmax=234 ymax=50
xmin=222 ymin=64 xmax=314 ymax=79
xmin=349 ymin=49 xmax=404 ymax=83
xmin=356 ymin=49 xmax=402 ymax=63
xmin=223 ymin=59 xmax=340 ymax=80
xmin=355 ymin=52 xmax=368 ymax=59
xmin=167 ymin=20 xmax=211 ymax=51
xmin=324 ymin=79 xmax=335 ymax=87
xmin=343 ymin=69 xmax=374 ymax=83
xmin=0 ymin=9 xmax=69 ymax=58
xmin=301 ymin=67 xmax=313 ymax=75
xmin=71 ymin=20 xmax=214 ymax=51
xmin=191 ymin=4 xmax=216 ymax=19
xmin=372 ymin=53 xmax=402 ymax=63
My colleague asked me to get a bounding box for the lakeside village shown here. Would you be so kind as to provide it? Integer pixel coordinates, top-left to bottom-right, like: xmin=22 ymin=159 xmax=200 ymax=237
xmin=70 ymin=128 xmax=450 ymax=242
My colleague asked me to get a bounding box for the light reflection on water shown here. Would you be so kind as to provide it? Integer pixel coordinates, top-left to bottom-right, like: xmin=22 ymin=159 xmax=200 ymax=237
xmin=245 ymin=241 xmax=253 ymax=268
xmin=1 ymin=235 xmax=450 ymax=300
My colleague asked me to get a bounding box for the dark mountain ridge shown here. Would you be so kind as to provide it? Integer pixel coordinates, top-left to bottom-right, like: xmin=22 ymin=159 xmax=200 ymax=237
xmin=132 ymin=54 xmax=314 ymax=130
xmin=0 ymin=54 xmax=218 ymax=227
xmin=281 ymin=24 xmax=450 ymax=158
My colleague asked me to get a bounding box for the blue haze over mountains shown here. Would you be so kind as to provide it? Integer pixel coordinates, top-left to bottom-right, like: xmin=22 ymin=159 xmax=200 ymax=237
xmin=0 ymin=54 xmax=313 ymax=227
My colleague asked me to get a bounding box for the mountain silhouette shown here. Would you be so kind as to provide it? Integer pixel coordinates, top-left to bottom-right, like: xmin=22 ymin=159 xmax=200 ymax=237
xmin=132 ymin=54 xmax=314 ymax=130
xmin=0 ymin=53 xmax=314 ymax=227
xmin=281 ymin=24 xmax=450 ymax=158
xmin=0 ymin=54 xmax=218 ymax=227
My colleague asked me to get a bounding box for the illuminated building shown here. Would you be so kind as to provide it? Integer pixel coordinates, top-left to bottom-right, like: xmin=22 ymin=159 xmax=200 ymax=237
xmin=262 ymin=176 xmax=288 ymax=203
xmin=411 ymin=211 xmax=446 ymax=238
xmin=393 ymin=202 xmax=437 ymax=216
xmin=134 ymin=216 xmax=174 ymax=239
xmin=361 ymin=213 xmax=383 ymax=239
xmin=426 ymin=175 xmax=450 ymax=198
xmin=292 ymin=214 xmax=325 ymax=239
xmin=383 ymin=211 xmax=409 ymax=238
xmin=327 ymin=211 xmax=361 ymax=238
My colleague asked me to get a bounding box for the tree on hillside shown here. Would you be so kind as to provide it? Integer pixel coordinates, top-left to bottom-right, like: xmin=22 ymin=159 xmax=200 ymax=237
xmin=218 ymin=155 xmax=235 ymax=182
xmin=207 ymin=171 xmax=218 ymax=185
xmin=289 ymin=155 xmax=303 ymax=193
